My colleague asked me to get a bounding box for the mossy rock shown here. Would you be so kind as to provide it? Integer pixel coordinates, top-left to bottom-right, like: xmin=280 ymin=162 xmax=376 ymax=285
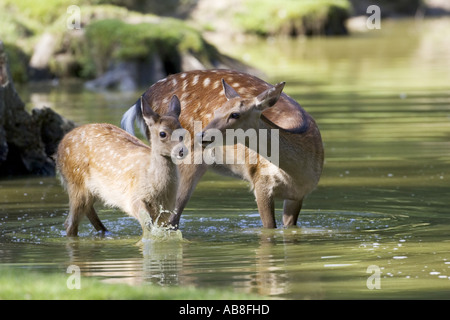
xmin=80 ymin=17 xmax=254 ymax=90
xmin=3 ymin=43 xmax=30 ymax=83
xmin=81 ymin=18 xmax=212 ymax=77
xmin=234 ymin=0 xmax=352 ymax=36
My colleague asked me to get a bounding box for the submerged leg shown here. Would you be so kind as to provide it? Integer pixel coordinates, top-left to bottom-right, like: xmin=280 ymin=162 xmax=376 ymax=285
xmin=254 ymin=183 xmax=276 ymax=228
xmin=131 ymin=200 xmax=153 ymax=232
xmin=64 ymin=185 xmax=105 ymax=236
xmin=65 ymin=201 xmax=88 ymax=237
xmin=282 ymin=199 xmax=303 ymax=227
xmin=86 ymin=205 xmax=108 ymax=233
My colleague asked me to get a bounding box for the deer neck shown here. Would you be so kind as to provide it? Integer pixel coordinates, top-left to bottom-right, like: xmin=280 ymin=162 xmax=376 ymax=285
xmin=148 ymin=150 xmax=177 ymax=184
xmin=249 ymin=116 xmax=300 ymax=176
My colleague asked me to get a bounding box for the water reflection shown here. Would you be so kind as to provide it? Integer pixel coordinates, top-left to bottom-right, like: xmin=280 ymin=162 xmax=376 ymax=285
xmin=1 ymin=18 xmax=449 ymax=299
xmin=1 ymin=198 xmax=449 ymax=298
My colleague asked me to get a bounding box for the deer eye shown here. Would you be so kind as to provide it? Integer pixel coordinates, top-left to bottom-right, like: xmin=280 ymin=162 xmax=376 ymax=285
xmin=159 ymin=131 xmax=167 ymax=138
xmin=229 ymin=112 xmax=240 ymax=120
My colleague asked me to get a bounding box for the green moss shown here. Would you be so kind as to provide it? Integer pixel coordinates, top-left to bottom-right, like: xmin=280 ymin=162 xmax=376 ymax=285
xmin=82 ymin=18 xmax=211 ymax=77
xmin=234 ymin=0 xmax=352 ymax=36
xmin=0 ymin=0 xmax=99 ymax=26
xmin=0 ymin=267 xmax=263 ymax=300
xmin=0 ymin=0 xmax=214 ymax=79
xmin=3 ymin=43 xmax=30 ymax=83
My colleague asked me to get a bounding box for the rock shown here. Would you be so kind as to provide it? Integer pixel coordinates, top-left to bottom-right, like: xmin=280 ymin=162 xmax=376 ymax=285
xmin=84 ymin=56 xmax=168 ymax=91
xmin=0 ymin=40 xmax=75 ymax=176
xmin=29 ymin=33 xmax=57 ymax=69
xmin=85 ymin=61 xmax=140 ymax=91
xmin=29 ymin=32 xmax=58 ymax=80
xmin=84 ymin=45 xmax=260 ymax=92
xmin=181 ymin=52 xmax=207 ymax=71
xmin=32 ymin=107 xmax=76 ymax=157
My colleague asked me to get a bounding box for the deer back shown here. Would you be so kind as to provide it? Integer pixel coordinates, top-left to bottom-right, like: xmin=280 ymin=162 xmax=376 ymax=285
xmin=124 ymin=70 xmax=311 ymax=141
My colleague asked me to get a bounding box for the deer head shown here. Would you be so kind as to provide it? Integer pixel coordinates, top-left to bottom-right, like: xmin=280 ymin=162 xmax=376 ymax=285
xmin=141 ymin=95 xmax=188 ymax=161
xmin=200 ymin=79 xmax=285 ymax=146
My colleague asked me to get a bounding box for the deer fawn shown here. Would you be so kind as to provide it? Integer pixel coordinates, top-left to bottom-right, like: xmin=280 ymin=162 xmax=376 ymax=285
xmin=57 ymin=95 xmax=187 ymax=236
xmin=121 ymin=69 xmax=324 ymax=228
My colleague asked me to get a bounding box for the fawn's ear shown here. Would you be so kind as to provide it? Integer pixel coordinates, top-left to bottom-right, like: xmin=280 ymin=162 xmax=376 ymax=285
xmin=222 ymin=79 xmax=241 ymax=100
xmin=141 ymin=96 xmax=160 ymax=126
xmin=166 ymin=95 xmax=181 ymax=118
xmin=254 ymin=82 xmax=285 ymax=111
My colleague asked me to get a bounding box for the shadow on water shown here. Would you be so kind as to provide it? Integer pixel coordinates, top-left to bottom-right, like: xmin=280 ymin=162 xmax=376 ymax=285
xmin=1 ymin=18 xmax=450 ymax=299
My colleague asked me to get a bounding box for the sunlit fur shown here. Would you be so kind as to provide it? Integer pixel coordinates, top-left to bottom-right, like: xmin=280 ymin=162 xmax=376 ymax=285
xmin=57 ymin=96 xmax=187 ymax=236
xmin=121 ymin=70 xmax=324 ymax=228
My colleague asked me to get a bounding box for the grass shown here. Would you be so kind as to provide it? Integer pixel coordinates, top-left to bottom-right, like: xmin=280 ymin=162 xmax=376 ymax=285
xmin=234 ymin=0 xmax=352 ymax=36
xmin=0 ymin=267 xmax=264 ymax=300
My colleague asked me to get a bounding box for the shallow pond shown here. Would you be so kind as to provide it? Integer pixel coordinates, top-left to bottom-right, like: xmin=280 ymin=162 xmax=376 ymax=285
xmin=1 ymin=18 xmax=450 ymax=299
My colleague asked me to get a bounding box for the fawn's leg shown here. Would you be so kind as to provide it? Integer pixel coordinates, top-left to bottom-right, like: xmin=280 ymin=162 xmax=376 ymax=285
xmin=282 ymin=199 xmax=303 ymax=227
xmin=65 ymin=201 xmax=88 ymax=237
xmin=131 ymin=200 xmax=153 ymax=232
xmin=64 ymin=186 xmax=95 ymax=236
xmin=86 ymin=205 xmax=108 ymax=233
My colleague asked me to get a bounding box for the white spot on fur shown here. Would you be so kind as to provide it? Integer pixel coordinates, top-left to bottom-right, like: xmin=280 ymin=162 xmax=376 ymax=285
xmin=238 ymin=87 xmax=248 ymax=95
xmin=192 ymin=75 xmax=200 ymax=86
xmin=203 ymin=78 xmax=211 ymax=87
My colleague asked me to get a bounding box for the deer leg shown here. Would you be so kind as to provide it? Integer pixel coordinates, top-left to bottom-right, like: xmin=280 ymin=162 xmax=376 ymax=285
xmin=254 ymin=184 xmax=276 ymax=228
xmin=64 ymin=186 xmax=93 ymax=236
xmin=282 ymin=199 xmax=303 ymax=227
xmin=169 ymin=163 xmax=208 ymax=228
xmin=65 ymin=205 xmax=83 ymax=237
xmin=131 ymin=200 xmax=153 ymax=232
xmin=65 ymin=201 xmax=88 ymax=237
xmin=86 ymin=205 xmax=108 ymax=233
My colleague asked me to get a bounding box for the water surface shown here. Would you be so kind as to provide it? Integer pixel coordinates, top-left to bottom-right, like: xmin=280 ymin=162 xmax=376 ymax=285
xmin=1 ymin=18 xmax=449 ymax=299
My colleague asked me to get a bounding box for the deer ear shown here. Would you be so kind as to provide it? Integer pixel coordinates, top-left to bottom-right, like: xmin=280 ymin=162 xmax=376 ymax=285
xmin=222 ymin=79 xmax=240 ymax=100
xmin=166 ymin=95 xmax=181 ymax=118
xmin=141 ymin=96 xmax=159 ymax=126
xmin=254 ymin=82 xmax=285 ymax=110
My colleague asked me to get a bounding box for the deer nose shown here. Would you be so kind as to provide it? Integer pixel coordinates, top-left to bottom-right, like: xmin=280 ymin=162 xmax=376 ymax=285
xmin=176 ymin=145 xmax=188 ymax=160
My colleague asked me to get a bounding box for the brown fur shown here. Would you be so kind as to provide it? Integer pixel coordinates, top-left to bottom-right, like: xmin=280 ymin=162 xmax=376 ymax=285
xmin=57 ymin=97 xmax=186 ymax=236
xmin=125 ymin=70 xmax=324 ymax=228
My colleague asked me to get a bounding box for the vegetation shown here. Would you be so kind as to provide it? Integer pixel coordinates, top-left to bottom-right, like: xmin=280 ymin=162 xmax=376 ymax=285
xmin=81 ymin=17 xmax=214 ymax=78
xmin=0 ymin=0 xmax=355 ymax=83
xmin=0 ymin=1 xmax=219 ymax=82
xmin=0 ymin=267 xmax=263 ymax=300
xmin=234 ymin=0 xmax=352 ymax=36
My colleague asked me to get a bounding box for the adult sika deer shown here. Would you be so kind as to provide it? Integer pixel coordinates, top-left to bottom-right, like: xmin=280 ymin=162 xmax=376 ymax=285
xmin=57 ymin=95 xmax=187 ymax=236
xmin=121 ymin=69 xmax=324 ymax=229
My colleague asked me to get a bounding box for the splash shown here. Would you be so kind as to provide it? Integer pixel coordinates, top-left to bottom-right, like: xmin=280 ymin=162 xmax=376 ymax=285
xmin=142 ymin=224 xmax=183 ymax=242
xmin=140 ymin=206 xmax=183 ymax=242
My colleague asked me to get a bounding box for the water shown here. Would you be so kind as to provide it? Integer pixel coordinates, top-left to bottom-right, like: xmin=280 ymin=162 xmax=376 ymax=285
xmin=1 ymin=18 xmax=450 ymax=299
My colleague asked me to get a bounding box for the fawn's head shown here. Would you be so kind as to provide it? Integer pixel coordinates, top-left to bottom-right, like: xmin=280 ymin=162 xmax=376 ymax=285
xmin=141 ymin=95 xmax=188 ymax=161
xmin=200 ymin=79 xmax=285 ymax=144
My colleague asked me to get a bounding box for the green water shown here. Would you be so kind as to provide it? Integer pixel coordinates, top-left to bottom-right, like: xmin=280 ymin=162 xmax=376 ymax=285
xmin=1 ymin=18 xmax=449 ymax=299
